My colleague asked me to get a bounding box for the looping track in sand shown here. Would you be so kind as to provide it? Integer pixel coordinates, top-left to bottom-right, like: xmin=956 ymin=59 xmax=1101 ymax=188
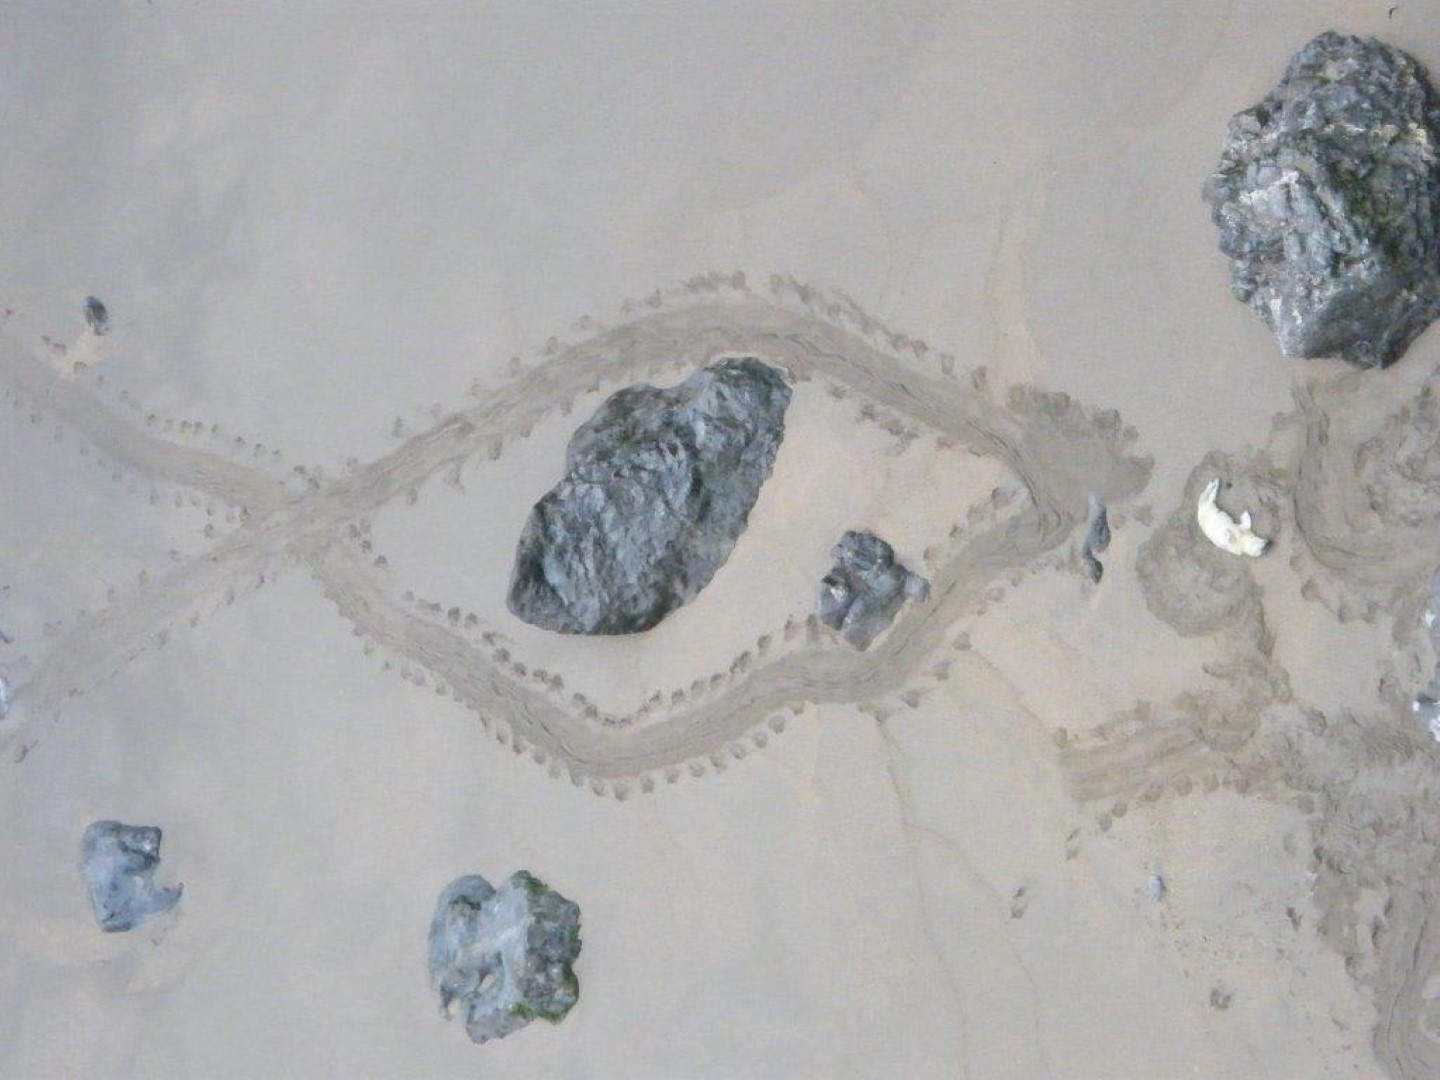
xmin=0 ymin=275 xmax=1150 ymax=787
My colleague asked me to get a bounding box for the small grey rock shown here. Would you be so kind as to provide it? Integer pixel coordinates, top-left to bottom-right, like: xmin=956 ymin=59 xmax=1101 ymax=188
xmin=1414 ymin=690 xmax=1440 ymax=741
xmin=1147 ymin=872 xmax=1167 ymax=903
xmin=80 ymin=820 xmax=182 ymax=932
xmin=1081 ymin=494 xmax=1111 ymax=583
xmin=1414 ymin=569 xmax=1440 ymax=739
xmin=83 ymin=297 xmax=109 ymax=336
xmin=1424 ymin=566 xmax=1440 ymax=637
xmin=817 ymin=530 xmax=929 ymax=650
xmin=428 ymin=871 xmax=582 ymax=1044
xmin=508 ymin=357 xmax=792 ymax=634
xmin=1203 ymin=32 xmax=1440 ymax=368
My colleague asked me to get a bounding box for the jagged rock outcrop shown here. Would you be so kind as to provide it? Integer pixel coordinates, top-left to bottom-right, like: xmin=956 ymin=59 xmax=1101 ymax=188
xmin=508 ymin=357 xmax=792 ymax=634
xmin=817 ymin=531 xmax=929 ymax=650
xmin=1203 ymin=32 xmax=1440 ymax=368
xmin=427 ymin=871 xmax=582 ymax=1044
xmin=80 ymin=820 xmax=182 ymax=932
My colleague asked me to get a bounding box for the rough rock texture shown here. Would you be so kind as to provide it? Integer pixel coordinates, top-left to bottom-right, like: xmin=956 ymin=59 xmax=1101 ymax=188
xmin=1203 ymin=32 xmax=1440 ymax=368
xmin=80 ymin=820 xmax=182 ymax=932
xmin=508 ymin=357 xmax=792 ymax=634
xmin=427 ymin=871 xmax=582 ymax=1044
xmin=817 ymin=530 xmax=930 ymax=650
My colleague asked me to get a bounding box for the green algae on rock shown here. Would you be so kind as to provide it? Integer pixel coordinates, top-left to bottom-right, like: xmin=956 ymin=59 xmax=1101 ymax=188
xmin=427 ymin=871 xmax=582 ymax=1044
xmin=1204 ymin=32 xmax=1440 ymax=368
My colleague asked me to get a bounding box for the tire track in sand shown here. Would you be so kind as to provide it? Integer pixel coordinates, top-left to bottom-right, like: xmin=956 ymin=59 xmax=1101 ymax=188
xmin=0 ymin=276 xmax=1151 ymax=786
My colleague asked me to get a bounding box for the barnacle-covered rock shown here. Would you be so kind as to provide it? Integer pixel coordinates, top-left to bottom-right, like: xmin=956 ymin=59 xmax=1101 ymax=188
xmin=80 ymin=820 xmax=182 ymax=932
xmin=508 ymin=357 xmax=792 ymax=634
xmin=817 ymin=530 xmax=929 ymax=650
xmin=1203 ymin=32 xmax=1440 ymax=367
xmin=427 ymin=871 xmax=582 ymax=1044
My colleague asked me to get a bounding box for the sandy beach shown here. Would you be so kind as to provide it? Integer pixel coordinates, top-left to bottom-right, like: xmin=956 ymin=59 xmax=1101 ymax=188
xmin=5 ymin=2 xmax=1440 ymax=1077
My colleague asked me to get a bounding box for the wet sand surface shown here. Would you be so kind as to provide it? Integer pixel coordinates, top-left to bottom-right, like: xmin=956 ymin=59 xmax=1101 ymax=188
xmin=4 ymin=2 xmax=1440 ymax=1077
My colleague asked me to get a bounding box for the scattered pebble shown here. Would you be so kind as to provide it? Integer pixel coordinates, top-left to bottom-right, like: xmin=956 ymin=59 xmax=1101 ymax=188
xmin=1147 ymin=871 xmax=1167 ymax=902
xmin=83 ymin=296 xmax=109 ymax=336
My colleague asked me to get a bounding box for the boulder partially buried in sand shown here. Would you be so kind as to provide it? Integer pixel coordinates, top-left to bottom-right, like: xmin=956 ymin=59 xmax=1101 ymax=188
xmin=507 ymin=357 xmax=792 ymax=634
xmin=817 ymin=530 xmax=930 ymax=650
xmin=1203 ymin=32 xmax=1440 ymax=368
xmin=427 ymin=871 xmax=582 ymax=1044
xmin=80 ymin=820 xmax=182 ymax=932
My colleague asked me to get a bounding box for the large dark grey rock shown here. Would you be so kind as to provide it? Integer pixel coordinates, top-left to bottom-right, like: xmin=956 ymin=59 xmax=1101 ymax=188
xmin=1203 ymin=32 xmax=1440 ymax=368
xmin=508 ymin=357 xmax=792 ymax=634
xmin=80 ymin=820 xmax=182 ymax=932
xmin=817 ymin=531 xmax=929 ymax=650
xmin=427 ymin=871 xmax=582 ymax=1044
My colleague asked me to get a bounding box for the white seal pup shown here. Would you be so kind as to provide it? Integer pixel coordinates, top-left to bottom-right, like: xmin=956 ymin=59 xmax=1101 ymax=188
xmin=1197 ymin=478 xmax=1269 ymax=557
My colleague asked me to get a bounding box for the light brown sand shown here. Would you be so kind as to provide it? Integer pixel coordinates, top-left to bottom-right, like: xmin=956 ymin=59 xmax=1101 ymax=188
xmin=4 ymin=2 xmax=1440 ymax=1078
